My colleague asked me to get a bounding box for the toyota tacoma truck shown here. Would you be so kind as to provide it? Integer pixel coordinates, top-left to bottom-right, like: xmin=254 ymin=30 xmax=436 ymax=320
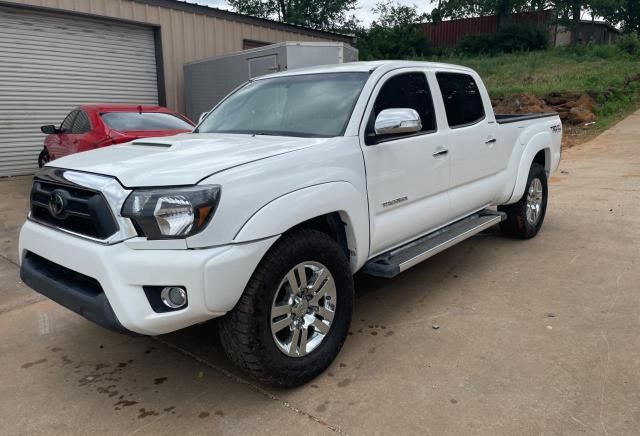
xmin=19 ymin=61 xmax=562 ymax=387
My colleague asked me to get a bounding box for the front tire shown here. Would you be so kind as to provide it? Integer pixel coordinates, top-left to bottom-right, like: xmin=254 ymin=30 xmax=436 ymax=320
xmin=498 ymin=162 xmax=548 ymax=239
xmin=219 ymin=228 xmax=354 ymax=387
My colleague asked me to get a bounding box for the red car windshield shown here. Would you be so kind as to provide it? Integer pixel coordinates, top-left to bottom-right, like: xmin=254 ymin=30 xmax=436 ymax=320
xmin=101 ymin=112 xmax=193 ymax=131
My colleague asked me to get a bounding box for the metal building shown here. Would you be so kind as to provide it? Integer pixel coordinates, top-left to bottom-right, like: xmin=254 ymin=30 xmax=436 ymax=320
xmin=184 ymin=42 xmax=359 ymax=120
xmin=0 ymin=0 xmax=353 ymax=176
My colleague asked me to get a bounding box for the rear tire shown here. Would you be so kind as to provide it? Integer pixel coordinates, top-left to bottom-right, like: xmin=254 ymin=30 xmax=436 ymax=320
xmin=498 ymin=163 xmax=548 ymax=239
xmin=37 ymin=148 xmax=50 ymax=168
xmin=219 ymin=228 xmax=354 ymax=387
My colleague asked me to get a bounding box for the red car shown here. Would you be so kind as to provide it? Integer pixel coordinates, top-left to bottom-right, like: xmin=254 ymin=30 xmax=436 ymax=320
xmin=38 ymin=104 xmax=195 ymax=167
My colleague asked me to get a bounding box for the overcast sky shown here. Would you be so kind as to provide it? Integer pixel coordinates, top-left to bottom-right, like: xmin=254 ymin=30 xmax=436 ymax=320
xmin=189 ymin=0 xmax=432 ymax=25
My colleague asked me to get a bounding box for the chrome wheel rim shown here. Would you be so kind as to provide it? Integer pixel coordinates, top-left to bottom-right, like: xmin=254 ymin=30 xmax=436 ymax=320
xmin=270 ymin=261 xmax=336 ymax=357
xmin=526 ymin=177 xmax=544 ymax=225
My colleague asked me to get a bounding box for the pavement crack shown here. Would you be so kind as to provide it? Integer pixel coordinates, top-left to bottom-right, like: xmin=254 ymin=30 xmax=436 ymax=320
xmin=599 ymin=330 xmax=611 ymax=436
xmin=0 ymin=296 xmax=47 ymax=316
xmin=0 ymin=252 xmax=19 ymax=268
xmin=152 ymin=337 xmax=350 ymax=435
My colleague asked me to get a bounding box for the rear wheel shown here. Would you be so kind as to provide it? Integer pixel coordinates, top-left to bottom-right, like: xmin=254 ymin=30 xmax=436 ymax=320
xmin=219 ymin=229 xmax=354 ymax=387
xmin=37 ymin=148 xmax=50 ymax=168
xmin=498 ymin=163 xmax=548 ymax=239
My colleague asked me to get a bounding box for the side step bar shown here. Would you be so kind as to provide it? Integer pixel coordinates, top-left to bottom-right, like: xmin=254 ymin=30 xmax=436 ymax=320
xmin=363 ymin=210 xmax=506 ymax=278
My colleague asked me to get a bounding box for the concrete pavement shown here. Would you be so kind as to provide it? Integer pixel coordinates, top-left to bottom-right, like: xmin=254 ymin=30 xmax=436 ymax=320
xmin=1 ymin=111 xmax=640 ymax=435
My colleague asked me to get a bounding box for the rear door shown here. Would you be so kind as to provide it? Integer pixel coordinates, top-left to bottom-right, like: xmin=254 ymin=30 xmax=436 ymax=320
xmin=360 ymin=69 xmax=450 ymax=256
xmin=433 ymin=72 xmax=502 ymax=217
xmin=248 ymin=55 xmax=279 ymax=78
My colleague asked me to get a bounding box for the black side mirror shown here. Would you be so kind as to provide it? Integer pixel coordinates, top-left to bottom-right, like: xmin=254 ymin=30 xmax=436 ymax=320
xmin=41 ymin=125 xmax=60 ymax=135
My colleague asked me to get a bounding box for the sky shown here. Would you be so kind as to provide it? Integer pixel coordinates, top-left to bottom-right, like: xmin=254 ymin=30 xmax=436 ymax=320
xmin=187 ymin=0 xmax=433 ymax=26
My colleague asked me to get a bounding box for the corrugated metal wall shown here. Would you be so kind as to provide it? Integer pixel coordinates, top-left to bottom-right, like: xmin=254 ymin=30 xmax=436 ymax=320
xmin=4 ymin=0 xmax=343 ymax=111
xmin=0 ymin=4 xmax=159 ymax=176
xmin=423 ymin=10 xmax=553 ymax=47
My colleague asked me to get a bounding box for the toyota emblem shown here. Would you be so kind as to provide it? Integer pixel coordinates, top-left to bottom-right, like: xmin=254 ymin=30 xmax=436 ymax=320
xmin=48 ymin=191 xmax=66 ymax=218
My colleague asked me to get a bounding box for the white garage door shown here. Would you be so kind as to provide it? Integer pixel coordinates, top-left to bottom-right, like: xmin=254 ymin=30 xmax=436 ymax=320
xmin=0 ymin=6 xmax=159 ymax=176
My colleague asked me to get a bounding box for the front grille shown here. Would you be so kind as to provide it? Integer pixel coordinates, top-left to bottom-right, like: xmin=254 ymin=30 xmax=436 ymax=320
xmin=30 ymin=180 xmax=119 ymax=240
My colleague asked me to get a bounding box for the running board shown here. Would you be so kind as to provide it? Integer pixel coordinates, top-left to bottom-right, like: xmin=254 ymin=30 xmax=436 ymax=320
xmin=363 ymin=210 xmax=506 ymax=278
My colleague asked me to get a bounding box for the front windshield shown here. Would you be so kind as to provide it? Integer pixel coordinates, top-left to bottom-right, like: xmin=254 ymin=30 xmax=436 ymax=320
xmin=197 ymin=72 xmax=369 ymax=138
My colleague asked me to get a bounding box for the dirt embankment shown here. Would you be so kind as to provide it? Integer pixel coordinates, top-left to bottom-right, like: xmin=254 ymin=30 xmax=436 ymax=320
xmin=492 ymin=93 xmax=598 ymax=147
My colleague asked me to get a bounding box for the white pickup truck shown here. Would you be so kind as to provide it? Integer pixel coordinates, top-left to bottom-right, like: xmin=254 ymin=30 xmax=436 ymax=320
xmin=20 ymin=61 xmax=561 ymax=387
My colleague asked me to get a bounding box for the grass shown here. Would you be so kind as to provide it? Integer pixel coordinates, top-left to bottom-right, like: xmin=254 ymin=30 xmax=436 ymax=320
xmin=422 ymin=45 xmax=640 ymax=132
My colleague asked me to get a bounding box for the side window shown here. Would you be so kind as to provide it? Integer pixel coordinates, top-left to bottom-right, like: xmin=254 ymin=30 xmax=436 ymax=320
xmin=367 ymin=72 xmax=437 ymax=144
xmin=436 ymin=72 xmax=485 ymax=128
xmin=60 ymin=110 xmax=78 ymax=132
xmin=70 ymin=110 xmax=91 ymax=134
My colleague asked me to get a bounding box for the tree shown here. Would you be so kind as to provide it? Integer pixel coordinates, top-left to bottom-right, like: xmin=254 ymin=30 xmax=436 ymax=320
xmin=429 ymin=0 xmax=530 ymax=28
xmin=556 ymin=1 xmax=587 ymax=44
xmin=226 ymin=0 xmax=358 ymax=31
xmin=592 ymin=0 xmax=640 ymax=33
xmin=358 ymin=1 xmax=431 ymax=60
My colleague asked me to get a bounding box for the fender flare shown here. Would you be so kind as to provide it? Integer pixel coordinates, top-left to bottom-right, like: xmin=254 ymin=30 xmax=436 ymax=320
xmin=506 ymin=132 xmax=552 ymax=204
xmin=234 ymin=181 xmax=370 ymax=271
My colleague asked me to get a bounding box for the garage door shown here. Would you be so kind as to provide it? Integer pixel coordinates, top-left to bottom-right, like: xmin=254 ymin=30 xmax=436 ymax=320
xmin=0 ymin=6 xmax=159 ymax=177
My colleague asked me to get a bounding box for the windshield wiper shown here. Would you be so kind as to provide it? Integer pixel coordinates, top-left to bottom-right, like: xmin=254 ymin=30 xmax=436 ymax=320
xmin=251 ymin=131 xmax=280 ymax=136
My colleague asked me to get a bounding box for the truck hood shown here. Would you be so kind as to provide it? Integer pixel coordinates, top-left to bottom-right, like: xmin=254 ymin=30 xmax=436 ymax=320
xmin=48 ymin=133 xmax=324 ymax=187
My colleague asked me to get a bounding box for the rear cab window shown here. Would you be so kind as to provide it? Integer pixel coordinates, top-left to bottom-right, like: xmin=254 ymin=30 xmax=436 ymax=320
xmin=101 ymin=112 xmax=193 ymax=132
xmin=367 ymin=72 xmax=437 ymax=144
xmin=436 ymin=72 xmax=485 ymax=128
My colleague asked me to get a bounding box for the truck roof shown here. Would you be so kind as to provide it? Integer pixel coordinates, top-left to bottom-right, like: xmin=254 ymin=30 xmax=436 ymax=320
xmin=258 ymin=60 xmax=475 ymax=80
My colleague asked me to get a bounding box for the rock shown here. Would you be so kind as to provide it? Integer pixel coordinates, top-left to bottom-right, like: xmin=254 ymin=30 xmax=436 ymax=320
xmin=493 ymin=93 xmax=553 ymax=115
xmin=544 ymin=96 xmax=568 ymax=106
xmin=568 ymin=106 xmax=596 ymax=124
xmin=576 ymin=93 xmax=597 ymax=112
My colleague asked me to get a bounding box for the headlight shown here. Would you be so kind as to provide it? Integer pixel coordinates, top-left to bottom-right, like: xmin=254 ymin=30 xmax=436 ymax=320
xmin=121 ymin=186 xmax=221 ymax=239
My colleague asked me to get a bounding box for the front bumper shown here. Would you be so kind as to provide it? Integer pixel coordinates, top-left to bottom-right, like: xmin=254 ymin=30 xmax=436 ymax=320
xmin=19 ymin=220 xmax=277 ymax=335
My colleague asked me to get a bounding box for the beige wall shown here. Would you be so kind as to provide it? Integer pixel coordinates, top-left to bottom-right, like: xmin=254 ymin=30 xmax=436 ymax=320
xmin=3 ymin=0 xmax=345 ymax=111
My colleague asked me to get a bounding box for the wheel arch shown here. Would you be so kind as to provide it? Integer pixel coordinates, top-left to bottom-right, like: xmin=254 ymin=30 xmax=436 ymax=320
xmin=233 ymin=182 xmax=370 ymax=272
xmin=506 ymin=133 xmax=552 ymax=204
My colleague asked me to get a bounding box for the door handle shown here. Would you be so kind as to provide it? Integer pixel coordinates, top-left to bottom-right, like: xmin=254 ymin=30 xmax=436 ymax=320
xmin=432 ymin=148 xmax=448 ymax=158
xmin=485 ymin=138 xmax=497 ymax=144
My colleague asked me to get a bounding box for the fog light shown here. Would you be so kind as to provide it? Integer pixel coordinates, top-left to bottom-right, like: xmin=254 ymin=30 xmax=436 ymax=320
xmin=160 ymin=286 xmax=187 ymax=309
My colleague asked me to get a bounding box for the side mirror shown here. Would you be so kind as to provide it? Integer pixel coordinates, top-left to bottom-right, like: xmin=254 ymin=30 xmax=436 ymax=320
xmin=374 ymin=108 xmax=422 ymax=136
xmin=198 ymin=112 xmax=209 ymax=124
xmin=41 ymin=125 xmax=60 ymax=135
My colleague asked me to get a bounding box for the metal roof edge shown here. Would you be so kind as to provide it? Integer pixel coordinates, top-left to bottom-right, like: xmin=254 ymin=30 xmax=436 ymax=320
xmin=134 ymin=0 xmax=356 ymax=43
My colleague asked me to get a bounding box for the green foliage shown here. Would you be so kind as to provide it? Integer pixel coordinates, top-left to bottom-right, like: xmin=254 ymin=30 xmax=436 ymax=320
xmin=226 ymin=0 xmax=358 ymax=31
xmin=615 ymin=32 xmax=640 ymax=55
xmin=357 ymin=2 xmax=431 ymax=60
xmin=591 ymin=0 xmax=640 ymax=34
xmin=457 ymin=34 xmax=495 ymax=55
xmin=429 ymin=0 xmax=529 ymax=23
xmin=427 ymin=44 xmax=640 ymax=132
xmin=456 ymin=24 xmax=549 ymax=54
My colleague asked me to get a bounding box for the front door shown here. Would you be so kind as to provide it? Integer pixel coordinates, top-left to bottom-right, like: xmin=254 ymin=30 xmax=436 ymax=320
xmin=360 ymin=70 xmax=451 ymax=256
